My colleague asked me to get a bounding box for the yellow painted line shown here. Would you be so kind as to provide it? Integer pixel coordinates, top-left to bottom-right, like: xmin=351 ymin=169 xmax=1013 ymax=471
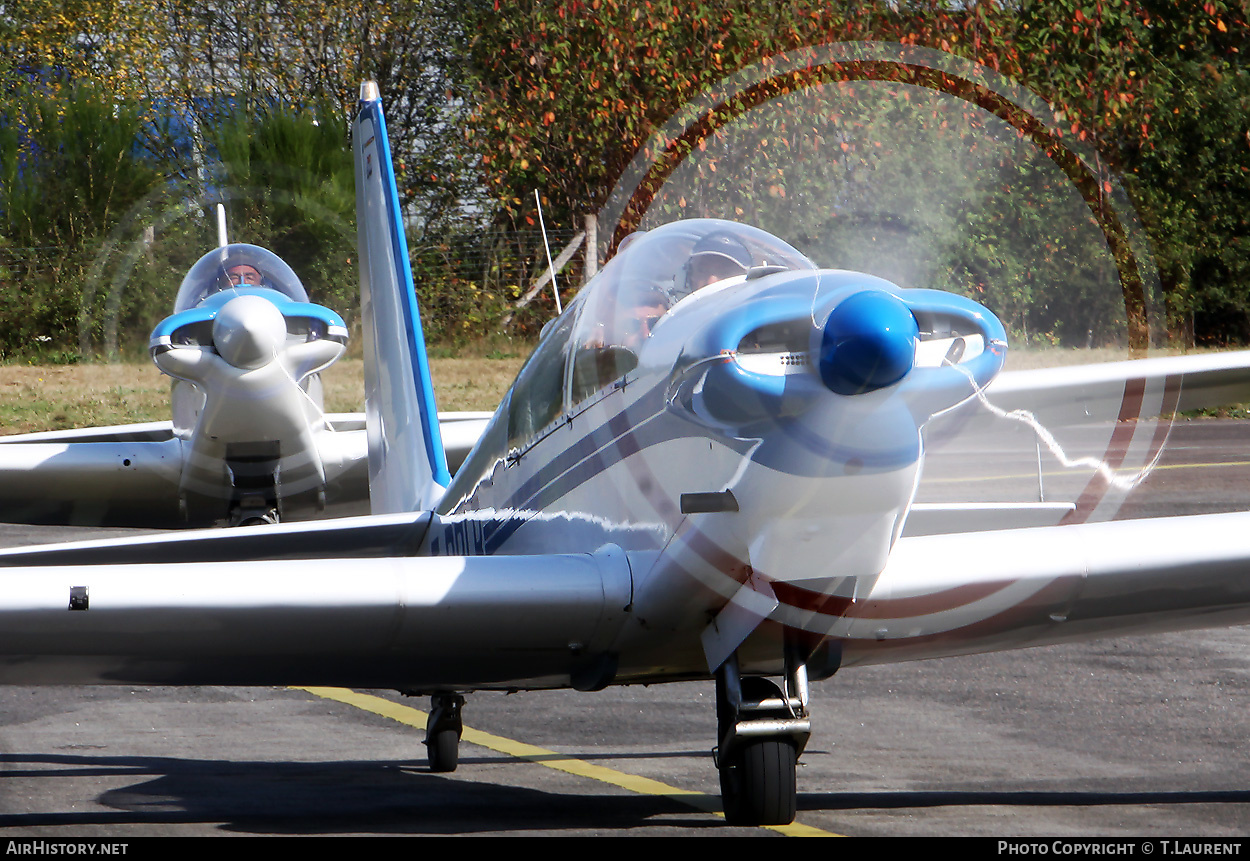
xmin=297 ymin=686 xmax=834 ymax=837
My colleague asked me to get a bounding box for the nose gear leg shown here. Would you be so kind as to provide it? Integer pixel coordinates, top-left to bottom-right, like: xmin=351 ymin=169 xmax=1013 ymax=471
xmin=713 ymin=647 xmax=810 ymax=826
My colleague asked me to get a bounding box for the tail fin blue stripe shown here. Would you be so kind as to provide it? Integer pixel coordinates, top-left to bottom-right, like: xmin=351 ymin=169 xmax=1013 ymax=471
xmin=354 ymin=86 xmax=450 ymax=512
xmin=359 ymin=96 xmax=450 ymax=487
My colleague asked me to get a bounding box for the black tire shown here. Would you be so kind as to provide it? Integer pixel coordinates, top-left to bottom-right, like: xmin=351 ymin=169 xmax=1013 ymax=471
xmin=716 ymin=675 xmax=798 ymax=826
xmin=427 ymin=728 xmax=460 ymax=773
xmin=720 ymin=738 xmax=797 ymax=826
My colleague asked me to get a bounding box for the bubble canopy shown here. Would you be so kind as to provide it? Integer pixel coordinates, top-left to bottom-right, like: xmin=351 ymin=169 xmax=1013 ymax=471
xmin=502 ymin=220 xmax=817 ymax=450
xmin=174 ymin=244 xmax=310 ymax=313
xmin=574 ymin=219 xmax=815 ymax=354
xmin=600 ymin=219 xmax=811 ymax=299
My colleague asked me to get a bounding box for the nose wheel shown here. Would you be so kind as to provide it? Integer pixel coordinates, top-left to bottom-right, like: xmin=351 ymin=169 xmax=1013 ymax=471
xmin=229 ymin=503 xmax=279 ymax=527
xmin=719 ymin=734 xmax=798 ymax=827
xmin=714 ymin=652 xmax=809 ymax=826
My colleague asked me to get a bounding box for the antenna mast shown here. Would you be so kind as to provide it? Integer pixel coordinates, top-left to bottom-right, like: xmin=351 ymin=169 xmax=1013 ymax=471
xmin=534 ymin=190 xmax=562 ymax=314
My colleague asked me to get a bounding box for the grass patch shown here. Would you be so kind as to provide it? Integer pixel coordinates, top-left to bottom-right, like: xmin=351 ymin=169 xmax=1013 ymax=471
xmin=0 ymin=349 xmax=527 ymax=435
xmin=0 ymin=364 xmax=170 ymax=433
xmin=1186 ymin=404 xmax=1250 ymax=419
xmin=15 ymin=343 xmax=1243 ymax=435
xmin=1005 ymin=345 xmax=1212 ymax=370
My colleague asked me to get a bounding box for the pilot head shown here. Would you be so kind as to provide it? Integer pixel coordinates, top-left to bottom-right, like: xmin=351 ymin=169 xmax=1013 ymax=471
xmin=224 ymin=263 xmax=263 ymax=287
xmin=206 ymin=261 xmax=267 ymax=299
xmin=683 ymin=232 xmax=752 ymax=292
xmin=175 ymin=244 xmax=311 ymax=313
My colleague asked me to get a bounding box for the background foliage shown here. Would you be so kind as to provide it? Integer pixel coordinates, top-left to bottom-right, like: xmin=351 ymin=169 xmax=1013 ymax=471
xmin=2 ymin=0 xmax=1249 ymax=356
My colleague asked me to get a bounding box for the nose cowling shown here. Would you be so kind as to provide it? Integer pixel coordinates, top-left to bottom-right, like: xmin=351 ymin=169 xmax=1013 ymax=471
xmin=675 ymin=280 xmax=924 ymax=428
xmin=817 ymin=290 xmax=918 ymax=396
xmin=212 ymin=295 xmax=287 ymax=369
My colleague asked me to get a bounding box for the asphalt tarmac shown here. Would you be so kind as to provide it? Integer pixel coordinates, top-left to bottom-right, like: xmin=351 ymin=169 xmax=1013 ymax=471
xmin=1 ymin=419 xmax=1249 ymax=837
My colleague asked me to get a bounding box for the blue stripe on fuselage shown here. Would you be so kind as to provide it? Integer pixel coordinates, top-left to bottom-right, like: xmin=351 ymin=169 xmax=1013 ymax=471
xmin=448 ymin=381 xmax=734 ymax=554
xmin=444 ymin=372 xmax=925 ymax=556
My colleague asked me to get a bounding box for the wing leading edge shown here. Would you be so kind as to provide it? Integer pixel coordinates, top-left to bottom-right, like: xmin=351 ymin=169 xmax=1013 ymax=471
xmin=985 ymin=349 xmax=1250 ymax=424
xmin=837 ymin=511 xmax=1250 ymax=667
xmin=0 ymin=525 xmax=631 ymax=689
xmin=911 ymin=349 xmax=1250 ymax=535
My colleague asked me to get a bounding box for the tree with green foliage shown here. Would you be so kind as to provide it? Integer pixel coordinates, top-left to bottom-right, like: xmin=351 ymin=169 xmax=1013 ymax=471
xmin=0 ymin=80 xmax=176 ymax=358
xmin=207 ymin=100 xmax=357 ymax=313
xmin=458 ymin=1 xmax=1250 ymax=346
xmin=5 ymin=1 xmax=1250 ymax=348
xmin=0 ymin=0 xmax=488 ymax=351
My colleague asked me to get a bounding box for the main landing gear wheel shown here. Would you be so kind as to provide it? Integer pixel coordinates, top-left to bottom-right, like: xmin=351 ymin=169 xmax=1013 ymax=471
xmin=427 ymin=726 xmax=460 ymax=773
xmin=717 ymin=675 xmax=798 ymax=826
xmin=425 ymin=693 xmax=465 ymax=773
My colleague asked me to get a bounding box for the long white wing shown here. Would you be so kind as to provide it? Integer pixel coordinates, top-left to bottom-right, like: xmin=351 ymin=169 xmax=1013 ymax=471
xmin=913 ymin=350 xmax=1250 ymax=534
xmin=0 ymin=413 xmax=490 ymax=527
xmin=985 ymin=349 xmax=1250 ymax=423
xmin=842 ymin=512 xmax=1250 ymax=668
xmin=0 ymin=437 xmax=184 ymax=526
xmin=0 ymin=516 xmax=630 ymax=689
xmin=1 ymin=508 xmax=1250 ymax=689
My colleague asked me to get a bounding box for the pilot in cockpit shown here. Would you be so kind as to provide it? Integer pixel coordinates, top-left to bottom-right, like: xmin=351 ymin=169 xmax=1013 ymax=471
xmin=592 ymin=232 xmax=753 ymax=348
xmin=680 ymin=231 xmax=752 ymax=294
xmin=224 ymin=263 xmax=264 ymax=287
xmin=573 ymin=283 xmax=672 ymax=401
xmin=172 ymin=243 xmax=315 ymax=321
xmin=568 ymin=221 xmax=814 ymax=404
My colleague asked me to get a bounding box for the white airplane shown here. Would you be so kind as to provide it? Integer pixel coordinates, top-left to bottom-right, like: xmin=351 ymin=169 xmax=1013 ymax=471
xmin=0 ymin=216 xmax=489 ymax=528
xmin=2 ymin=81 xmax=1250 ymax=827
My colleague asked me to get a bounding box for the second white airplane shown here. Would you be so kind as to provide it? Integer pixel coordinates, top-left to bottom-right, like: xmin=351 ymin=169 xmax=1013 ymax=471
xmin=0 ymin=223 xmax=487 ymax=527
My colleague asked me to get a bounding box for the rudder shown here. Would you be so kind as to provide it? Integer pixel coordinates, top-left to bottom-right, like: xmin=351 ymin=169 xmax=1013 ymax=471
xmin=353 ymin=80 xmax=450 ymax=512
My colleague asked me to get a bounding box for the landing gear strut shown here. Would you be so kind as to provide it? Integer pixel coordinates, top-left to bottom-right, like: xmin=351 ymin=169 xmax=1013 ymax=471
xmin=714 ymin=650 xmax=810 ymax=826
xmin=425 ymin=693 xmax=465 ymax=773
xmin=225 ymin=444 xmax=281 ymax=527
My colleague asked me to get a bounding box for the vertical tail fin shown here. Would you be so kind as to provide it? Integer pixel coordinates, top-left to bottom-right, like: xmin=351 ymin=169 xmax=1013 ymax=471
xmin=353 ymin=81 xmax=450 ymax=512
